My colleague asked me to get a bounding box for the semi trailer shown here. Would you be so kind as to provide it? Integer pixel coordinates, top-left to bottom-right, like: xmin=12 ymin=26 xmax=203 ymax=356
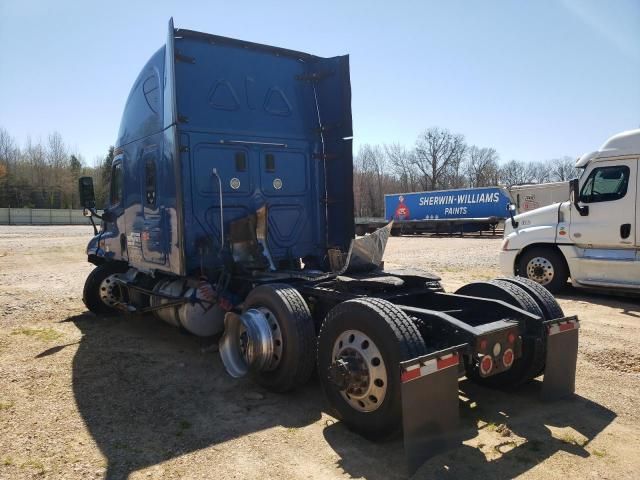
xmin=78 ymin=19 xmax=579 ymax=471
xmin=355 ymin=186 xmax=511 ymax=236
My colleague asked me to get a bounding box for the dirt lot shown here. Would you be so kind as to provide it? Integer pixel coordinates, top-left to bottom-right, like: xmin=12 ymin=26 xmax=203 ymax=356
xmin=1 ymin=226 xmax=639 ymax=479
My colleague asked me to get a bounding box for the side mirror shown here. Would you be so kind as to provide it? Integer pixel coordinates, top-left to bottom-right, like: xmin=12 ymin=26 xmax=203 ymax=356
xmin=569 ymin=178 xmax=589 ymax=216
xmin=507 ymin=203 xmax=518 ymax=228
xmin=78 ymin=177 xmax=96 ymax=209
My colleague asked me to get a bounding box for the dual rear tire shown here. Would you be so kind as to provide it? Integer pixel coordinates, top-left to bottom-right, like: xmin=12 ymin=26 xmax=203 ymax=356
xmin=455 ymin=277 xmax=564 ymax=387
xmin=243 ymin=284 xmax=425 ymax=439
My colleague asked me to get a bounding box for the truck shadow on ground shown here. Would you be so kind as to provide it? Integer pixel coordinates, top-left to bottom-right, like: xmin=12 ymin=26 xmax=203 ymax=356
xmin=65 ymin=311 xmax=616 ymax=480
xmin=557 ymin=285 xmax=640 ymax=317
xmin=67 ymin=312 xmax=323 ymax=479
xmin=323 ymin=380 xmax=616 ymax=480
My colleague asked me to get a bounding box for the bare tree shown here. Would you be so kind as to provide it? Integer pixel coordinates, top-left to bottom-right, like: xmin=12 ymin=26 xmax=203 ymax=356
xmin=384 ymin=142 xmax=418 ymax=192
xmin=465 ymin=146 xmax=500 ymax=187
xmin=354 ymin=144 xmax=388 ymax=217
xmin=549 ymin=156 xmax=578 ymax=181
xmin=412 ymin=127 xmax=467 ymax=190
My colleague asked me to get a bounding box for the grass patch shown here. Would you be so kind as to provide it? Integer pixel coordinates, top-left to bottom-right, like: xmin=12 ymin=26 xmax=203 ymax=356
xmin=0 ymin=401 xmax=14 ymax=411
xmin=592 ymin=448 xmax=606 ymax=458
xmin=11 ymin=327 xmax=62 ymax=342
xmin=21 ymin=459 xmax=45 ymax=475
xmin=484 ymin=422 xmax=498 ymax=431
xmin=558 ymin=431 xmax=587 ymax=447
xmin=2 ymin=457 xmax=13 ymax=466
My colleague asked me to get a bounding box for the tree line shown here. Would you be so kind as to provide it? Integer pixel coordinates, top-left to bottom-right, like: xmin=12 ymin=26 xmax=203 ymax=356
xmin=0 ymin=125 xmax=579 ymax=214
xmin=0 ymin=127 xmax=114 ymax=209
xmin=354 ymin=127 xmax=579 ymax=217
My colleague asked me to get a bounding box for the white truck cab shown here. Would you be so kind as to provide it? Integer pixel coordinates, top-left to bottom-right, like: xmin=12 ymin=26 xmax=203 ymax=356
xmin=500 ymin=129 xmax=640 ymax=293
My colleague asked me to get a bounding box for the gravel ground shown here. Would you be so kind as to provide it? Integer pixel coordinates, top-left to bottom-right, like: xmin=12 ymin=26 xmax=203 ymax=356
xmin=0 ymin=226 xmax=639 ymax=479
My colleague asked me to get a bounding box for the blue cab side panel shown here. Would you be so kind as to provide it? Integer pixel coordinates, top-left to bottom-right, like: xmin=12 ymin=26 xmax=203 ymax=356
xmin=172 ymin=28 xmax=353 ymax=273
xmin=384 ymin=187 xmax=511 ymax=221
xmin=96 ymin=44 xmax=184 ymax=276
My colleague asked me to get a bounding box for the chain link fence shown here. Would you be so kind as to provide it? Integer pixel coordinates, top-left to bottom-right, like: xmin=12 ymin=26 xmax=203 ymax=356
xmin=0 ymin=208 xmax=93 ymax=225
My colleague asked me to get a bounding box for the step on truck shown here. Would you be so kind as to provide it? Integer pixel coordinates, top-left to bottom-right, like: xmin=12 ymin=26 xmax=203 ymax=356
xmin=78 ymin=19 xmax=579 ymax=472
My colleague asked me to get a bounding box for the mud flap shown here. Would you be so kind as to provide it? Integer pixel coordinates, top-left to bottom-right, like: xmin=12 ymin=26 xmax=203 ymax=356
xmin=542 ymin=316 xmax=579 ymax=401
xmin=400 ymin=344 xmax=466 ymax=474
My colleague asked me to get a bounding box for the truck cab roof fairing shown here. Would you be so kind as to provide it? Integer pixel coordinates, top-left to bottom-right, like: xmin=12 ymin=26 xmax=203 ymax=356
xmin=116 ymin=47 xmax=165 ymax=148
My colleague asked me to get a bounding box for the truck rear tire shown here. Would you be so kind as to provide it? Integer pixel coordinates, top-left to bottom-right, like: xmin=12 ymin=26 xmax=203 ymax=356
xmin=82 ymin=262 xmax=129 ymax=314
xmin=243 ymin=284 xmax=316 ymax=392
xmin=497 ymin=276 xmax=564 ymax=320
xmin=455 ymin=280 xmax=545 ymax=387
xmin=317 ymin=297 xmax=426 ymax=440
xmin=517 ymin=247 xmax=568 ymax=293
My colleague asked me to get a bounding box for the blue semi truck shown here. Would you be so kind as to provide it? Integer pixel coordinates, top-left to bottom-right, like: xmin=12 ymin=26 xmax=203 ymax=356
xmin=77 ymin=19 xmax=579 ymax=470
xmin=356 ymin=186 xmax=512 ymax=236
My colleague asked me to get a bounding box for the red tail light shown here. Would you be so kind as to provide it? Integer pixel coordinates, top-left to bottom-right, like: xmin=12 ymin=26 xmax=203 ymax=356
xmin=503 ymin=348 xmax=514 ymax=368
xmin=480 ymin=355 xmax=493 ymax=375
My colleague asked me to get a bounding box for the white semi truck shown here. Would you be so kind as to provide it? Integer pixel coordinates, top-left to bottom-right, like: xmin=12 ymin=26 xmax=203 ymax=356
xmin=500 ymin=129 xmax=640 ymax=293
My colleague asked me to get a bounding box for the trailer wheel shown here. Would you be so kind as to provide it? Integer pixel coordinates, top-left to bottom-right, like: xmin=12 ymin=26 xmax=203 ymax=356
xmin=317 ymin=298 xmax=426 ymax=440
xmin=455 ymin=280 xmax=544 ymax=387
xmin=82 ymin=262 xmax=129 ymax=314
xmin=517 ymin=247 xmax=568 ymax=293
xmin=242 ymin=284 xmax=316 ymax=392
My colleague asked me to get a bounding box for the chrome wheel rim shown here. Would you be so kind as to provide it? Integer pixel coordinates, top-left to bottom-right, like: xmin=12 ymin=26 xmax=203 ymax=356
xmin=254 ymin=307 xmax=283 ymax=370
xmin=331 ymin=329 xmax=387 ymax=413
xmin=526 ymin=256 xmax=554 ymax=285
xmin=99 ymin=273 xmax=123 ymax=307
xmin=219 ymin=307 xmax=284 ymax=378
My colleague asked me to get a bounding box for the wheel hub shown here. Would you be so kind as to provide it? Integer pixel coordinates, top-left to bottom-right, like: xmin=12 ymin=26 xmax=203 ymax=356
xmin=219 ymin=307 xmax=283 ymax=378
xmin=526 ymin=256 xmax=555 ymax=285
xmin=99 ymin=273 xmax=123 ymax=307
xmin=330 ymin=329 xmax=387 ymax=413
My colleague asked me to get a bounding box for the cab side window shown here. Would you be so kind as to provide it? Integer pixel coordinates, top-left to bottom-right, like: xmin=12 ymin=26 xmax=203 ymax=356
xmin=580 ymin=165 xmax=629 ymax=203
xmin=110 ymin=163 xmax=124 ymax=206
xmin=145 ymin=159 xmax=157 ymax=207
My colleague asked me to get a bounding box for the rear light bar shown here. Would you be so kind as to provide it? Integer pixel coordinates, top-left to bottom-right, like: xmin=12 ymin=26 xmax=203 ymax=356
xmin=475 ymin=324 xmax=520 ymax=377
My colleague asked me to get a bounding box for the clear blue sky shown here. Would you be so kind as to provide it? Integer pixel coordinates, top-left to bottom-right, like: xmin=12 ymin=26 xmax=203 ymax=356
xmin=1 ymin=0 xmax=638 ymax=166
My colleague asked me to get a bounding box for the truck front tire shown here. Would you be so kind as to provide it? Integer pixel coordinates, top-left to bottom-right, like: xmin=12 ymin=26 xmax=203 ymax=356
xmin=82 ymin=262 xmax=129 ymax=314
xmin=517 ymin=247 xmax=568 ymax=293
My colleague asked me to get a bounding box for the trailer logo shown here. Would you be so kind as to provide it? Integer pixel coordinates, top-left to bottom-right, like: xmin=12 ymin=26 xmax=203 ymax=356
xmin=394 ymin=195 xmax=411 ymax=220
xmin=230 ymin=177 xmax=241 ymax=190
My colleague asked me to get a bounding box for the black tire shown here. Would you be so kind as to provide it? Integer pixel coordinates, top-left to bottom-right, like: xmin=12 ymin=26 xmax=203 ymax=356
xmin=517 ymin=247 xmax=568 ymax=293
xmin=455 ymin=280 xmax=544 ymax=387
xmin=497 ymin=276 xmax=564 ymax=320
xmin=355 ymin=225 xmax=367 ymax=236
xmin=317 ymin=297 xmax=426 ymax=440
xmin=83 ymin=262 xmax=129 ymax=314
xmin=243 ymin=284 xmax=316 ymax=392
